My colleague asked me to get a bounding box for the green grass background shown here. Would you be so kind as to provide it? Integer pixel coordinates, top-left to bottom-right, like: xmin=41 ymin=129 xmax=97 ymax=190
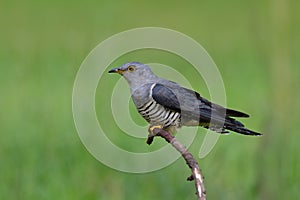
xmin=1 ymin=0 xmax=299 ymax=199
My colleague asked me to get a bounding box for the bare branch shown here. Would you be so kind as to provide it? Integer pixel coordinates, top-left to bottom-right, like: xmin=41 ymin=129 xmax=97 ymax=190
xmin=147 ymin=128 xmax=206 ymax=200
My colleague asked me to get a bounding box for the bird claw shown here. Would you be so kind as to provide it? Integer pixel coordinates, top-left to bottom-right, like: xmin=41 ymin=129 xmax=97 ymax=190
xmin=148 ymin=125 xmax=163 ymax=136
xmin=146 ymin=125 xmax=163 ymax=145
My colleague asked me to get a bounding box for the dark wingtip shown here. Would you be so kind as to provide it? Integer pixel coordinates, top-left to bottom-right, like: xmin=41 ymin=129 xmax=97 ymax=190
xmin=226 ymin=124 xmax=263 ymax=136
xmin=226 ymin=109 xmax=250 ymax=118
xmin=243 ymin=130 xmax=262 ymax=136
xmin=239 ymin=127 xmax=262 ymax=136
xmin=251 ymin=132 xmax=263 ymax=136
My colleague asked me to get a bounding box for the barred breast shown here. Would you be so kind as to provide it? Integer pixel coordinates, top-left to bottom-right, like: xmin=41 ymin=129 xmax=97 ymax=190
xmin=137 ymin=99 xmax=181 ymax=128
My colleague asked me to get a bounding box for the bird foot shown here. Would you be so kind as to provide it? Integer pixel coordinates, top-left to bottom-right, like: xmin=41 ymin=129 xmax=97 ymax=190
xmin=146 ymin=125 xmax=163 ymax=145
xmin=148 ymin=125 xmax=163 ymax=135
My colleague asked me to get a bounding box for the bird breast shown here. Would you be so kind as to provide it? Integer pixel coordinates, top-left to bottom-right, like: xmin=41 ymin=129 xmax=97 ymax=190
xmin=137 ymin=99 xmax=181 ymax=128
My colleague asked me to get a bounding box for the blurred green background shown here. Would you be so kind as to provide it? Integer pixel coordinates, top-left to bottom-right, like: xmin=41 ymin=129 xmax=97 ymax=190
xmin=1 ymin=0 xmax=299 ymax=199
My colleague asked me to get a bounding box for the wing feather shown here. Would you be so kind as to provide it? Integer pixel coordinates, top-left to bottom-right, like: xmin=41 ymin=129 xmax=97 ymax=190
xmin=151 ymin=83 xmax=222 ymax=124
xmin=151 ymin=83 xmax=248 ymax=128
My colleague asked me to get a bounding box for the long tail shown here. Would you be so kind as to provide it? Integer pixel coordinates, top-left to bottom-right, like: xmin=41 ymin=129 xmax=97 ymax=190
xmin=198 ymin=108 xmax=262 ymax=136
xmin=225 ymin=122 xmax=262 ymax=136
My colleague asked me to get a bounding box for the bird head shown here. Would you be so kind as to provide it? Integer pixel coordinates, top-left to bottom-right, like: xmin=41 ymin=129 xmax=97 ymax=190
xmin=108 ymin=62 xmax=157 ymax=90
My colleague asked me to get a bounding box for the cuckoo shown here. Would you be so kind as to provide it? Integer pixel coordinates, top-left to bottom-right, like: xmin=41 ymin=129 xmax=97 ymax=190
xmin=109 ymin=62 xmax=261 ymax=136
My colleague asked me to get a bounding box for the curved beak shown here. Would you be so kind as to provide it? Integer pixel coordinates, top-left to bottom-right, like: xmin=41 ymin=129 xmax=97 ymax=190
xmin=108 ymin=68 xmax=124 ymax=74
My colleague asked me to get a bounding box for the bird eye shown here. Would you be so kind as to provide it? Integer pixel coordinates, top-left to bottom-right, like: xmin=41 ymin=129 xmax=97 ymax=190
xmin=127 ymin=65 xmax=136 ymax=72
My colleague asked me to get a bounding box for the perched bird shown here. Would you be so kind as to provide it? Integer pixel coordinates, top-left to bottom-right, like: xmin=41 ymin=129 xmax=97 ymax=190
xmin=109 ymin=62 xmax=261 ymax=136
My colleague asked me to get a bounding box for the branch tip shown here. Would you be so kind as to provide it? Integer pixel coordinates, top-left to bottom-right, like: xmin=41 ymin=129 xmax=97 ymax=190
xmin=147 ymin=127 xmax=206 ymax=200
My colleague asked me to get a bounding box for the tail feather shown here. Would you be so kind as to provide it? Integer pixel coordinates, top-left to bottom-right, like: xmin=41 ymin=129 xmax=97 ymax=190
xmin=226 ymin=108 xmax=249 ymax=118
xmin=225 ymin=124 xmax=262 ymax=136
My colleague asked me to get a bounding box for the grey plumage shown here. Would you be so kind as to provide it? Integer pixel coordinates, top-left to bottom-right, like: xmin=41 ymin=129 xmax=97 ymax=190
xmin=108 ymin=62 xmax=261 ymax=136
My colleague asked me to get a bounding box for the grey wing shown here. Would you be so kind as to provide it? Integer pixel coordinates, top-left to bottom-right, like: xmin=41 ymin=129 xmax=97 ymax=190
xmin=181 ymin=87 xmax=249 ymax=118
xmin=151 ymin=83 xmax=181 ymax=113
xmin=151 ymin=83 xmax=224 ymax=125
xmin=151 ymin=83 xmax=261 ymax=135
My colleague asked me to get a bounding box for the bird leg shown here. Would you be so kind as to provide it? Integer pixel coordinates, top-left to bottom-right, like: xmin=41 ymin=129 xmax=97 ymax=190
xmin=146 ymin=125 xmax=163 ymax=145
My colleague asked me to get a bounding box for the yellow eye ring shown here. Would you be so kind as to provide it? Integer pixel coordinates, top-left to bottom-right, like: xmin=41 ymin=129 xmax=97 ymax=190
xmin=128 ymin=65 xmax=136 ymax=72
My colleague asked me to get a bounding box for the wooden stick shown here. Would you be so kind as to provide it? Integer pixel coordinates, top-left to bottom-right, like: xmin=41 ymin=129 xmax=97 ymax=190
xmin=147 ymin=128 xmax=206 ymax=200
